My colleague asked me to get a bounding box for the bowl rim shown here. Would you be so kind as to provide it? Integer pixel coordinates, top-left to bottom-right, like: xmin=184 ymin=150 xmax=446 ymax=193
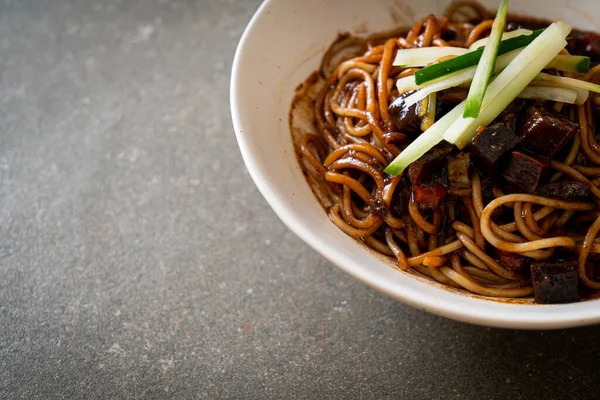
xmin=230 ymin=0 xmax=600 ymax=330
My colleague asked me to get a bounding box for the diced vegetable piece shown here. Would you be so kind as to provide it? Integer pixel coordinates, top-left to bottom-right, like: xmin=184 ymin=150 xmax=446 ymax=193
xmin=546 ymin=54 xmax=590 ymax=73
xmin=493 ymin=249 xmax=529 ymax=273
xmin=463 ymin=0 xmax=509 ymax=118
xmin=388 ymin=91 xmax=421 ymax=136
xmin=537 ymin=181 xmax=591 ymax=202
xmin=407 ymin=142 xmax=453 ymax=186
xmin=503 ymin=152 xmax=550 ymax=192
xmin=413 ymin=181 xmax=447 ymax=210
xmin=517 ymin=86 xmax=578 ymax=104
xmin=414 ymin=29 xmax=545 ymax=85
xmin=393 ymin=47 xmax=469 ymax=68
xmin=443 ymin=20 xmax=572 ymax=149
xmin=470 ymin=123 xmax=521 ymax=176
xmin=520 ymin=105 xmax=578 ymax=158
xmin=469 ymin=29 xmax=533 ymax=50
xmin=531 ymin=261 xmax=580 ymax=304
xmin=534 ymin=72 xmax=600 ymax=94
xmin=384 ymin=101 xmax=466 ymax=176
xmin=411 ymin=150 xmax=450 ymax=209
xmin=447 ymin=153 xmax=472 ymax=196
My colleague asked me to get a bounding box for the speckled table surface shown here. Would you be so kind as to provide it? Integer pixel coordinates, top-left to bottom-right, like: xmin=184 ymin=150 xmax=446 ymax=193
xmin=1 ymin=0 xmax=600 ymax=399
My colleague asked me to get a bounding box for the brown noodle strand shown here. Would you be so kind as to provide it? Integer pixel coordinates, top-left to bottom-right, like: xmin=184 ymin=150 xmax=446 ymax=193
xmin=325 ymin=171 xmax=375 ymax=204
xmin=462 ymin=196 xmax=485 ymax=249
xmin=551 ymin=160 xmax=600 ymax=199
xmin=574 ymin=165 xmax=600 ymax=177
xmin=463 ymin=266 xmax=510 ymax=283
xmin=416 ymin=224 xmax=428 ymax=249
xmin=481 ymin=195 xmax=594 ymax=253
xmin=342 ymin=185 xmax=382 ymax=229
xmin=440 ymin=267 xmax=534 ymax=298
xmin=474 ymin=174 xmax=554 ymax=259
xmin=471 ymin=172 xmax=485 ymax=217
xmin=430 ymin=208 xmax=443 ymax=251
xmin=392 ymin=228 xmax=409 ymax=244
xmin=550 ymin=134 xmax=580 ymax=182
xmin=382 ymin=176 xmax=406 ymax=229
xmin=456 ymin=232 xmax=524 ymax=281
xmin=499 ymin=207 xmax=555 ymax=234
xmin=377 ymin=39 xmax=398 ymax=131
xmin=555 ymin=210 xmax=575 ymax=229
xmin=578 ymin=104 xmax=600 ymax=165
xmin=431 ymin=267 xmax=459 ymax=287
xmin=445 ymin=1 xmax=489 ymax=23
xmin=300 ymin=134 xmax=328 ymax=176
xmin=466 ymin=20 xmax=494 ymax=47
xmin=522 ymin=203 xmax=550 ymax=237
xmin=514 ymin=202 xmax=544 ymax=241
xmin=329 ymin=204 xmax=383 ymax=239
xmin=407 ymin=224 xmax=422 ymax=257
xmin=324 ymin=143 xmax=388 ymax=167
xmin=407 ymin=240 xmax=464 ymax=267
xmin=363 ymin=235 xmax=395 ymax=257
xmin=385 ymin=228 xmax=410 ymax=271
xmin=410 ymin=265 xmax=435 ymax=279
xmin=578 ymin=215 xmax=600 ymax=289
xmin=321 ymin=36 xmax=368 ymax=79
xmin=450 ymin=253 xmax=478 ymax=282
xmin=462 ymin=249 xmax=492 ymax=272
xmin=409 ymin=196 xmax=437 ymax=234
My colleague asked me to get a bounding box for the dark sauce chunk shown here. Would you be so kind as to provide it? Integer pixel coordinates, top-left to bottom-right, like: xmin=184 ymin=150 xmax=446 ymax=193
xmin=447 ymin=153 xmax=472 ymax=196
xmin=408 ymin=142 xmax=453 ymax=186
xmin=531 ymin=261 xmax=580 ymax=304
xmin=413 ymin=180 xmax=447 ymax=210
xmin=436 ymin=89 xmax=468 ymax=119
xmin=389 ymin=91 xmax=421 ymax=136
xmin=506 ymin=20 xmax=549 ymax=32
xmin=520 ymin=105 xmax=578 ymax=158
xmin=470 ymin=123 xmax=522 ymax=177
xmin=493 ymin=249 xmax=529 ymax=273
xmin=587 ymin=256 xmax=600 ymax=283
xmin=568 ymin=31 xmax=600 ymax=63
xmin=495 ymin=99 xmax=530 ymax=132
xmin=503 ymin=152 xmax=550 ymax=192
xmin=537 ymin=181 xmax=591 ymax=202
xmin=408 ymin=143 xmax=453 ymax=209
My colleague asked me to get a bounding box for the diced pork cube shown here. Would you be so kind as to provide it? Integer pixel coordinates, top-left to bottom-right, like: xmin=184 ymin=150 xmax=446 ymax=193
xmin=503 ymin=152 xmax=550 ymax=192
xmin=531 ymin=261 xmax=580 ymax=304
xmin=520 ymin=106 xmax=578 ymax=158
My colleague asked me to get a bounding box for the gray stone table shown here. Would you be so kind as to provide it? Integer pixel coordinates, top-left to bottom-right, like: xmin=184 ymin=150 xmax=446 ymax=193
xmin=1 ymin=0 xmax=599 ymax=398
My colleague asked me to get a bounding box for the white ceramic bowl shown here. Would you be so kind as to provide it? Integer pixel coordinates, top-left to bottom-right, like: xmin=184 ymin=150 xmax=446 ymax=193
xmin=231 ymin=0 xmax=600 ymax=329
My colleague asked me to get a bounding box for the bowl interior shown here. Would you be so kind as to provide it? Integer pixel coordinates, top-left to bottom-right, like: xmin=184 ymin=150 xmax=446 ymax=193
xmin=231 ymin=0 xmax=600 ymax=329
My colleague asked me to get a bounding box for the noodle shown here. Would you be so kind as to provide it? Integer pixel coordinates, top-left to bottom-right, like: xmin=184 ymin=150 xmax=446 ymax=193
xmin=291 ymin=1 xmax=600 ymax=302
